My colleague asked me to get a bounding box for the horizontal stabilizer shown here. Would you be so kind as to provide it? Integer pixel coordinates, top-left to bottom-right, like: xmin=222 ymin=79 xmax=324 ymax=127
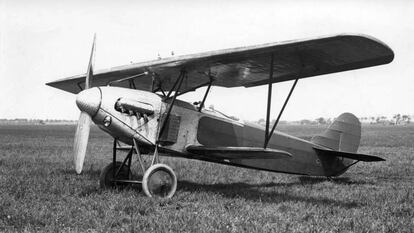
xmin=313 ymin=147 xmax=385 ymax=162
xmin=186 ymin=146 xmax=292 ymax=160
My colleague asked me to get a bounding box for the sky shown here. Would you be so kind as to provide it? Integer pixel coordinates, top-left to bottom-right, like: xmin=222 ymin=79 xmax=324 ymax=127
xmin=1 ymin=0 xmax=413 ymax=121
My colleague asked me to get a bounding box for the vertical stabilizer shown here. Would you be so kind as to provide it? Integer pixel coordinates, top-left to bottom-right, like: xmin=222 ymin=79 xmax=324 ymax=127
xmin=311 ymin=113 xmax=361 ymax=153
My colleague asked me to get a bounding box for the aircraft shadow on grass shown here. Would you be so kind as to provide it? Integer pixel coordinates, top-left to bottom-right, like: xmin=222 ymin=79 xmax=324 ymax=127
xmin=69 ymin=169 xmax=373 ymax=209
xmin=65 ymin=167 xmax=372 ymax=208
xmin=177 ymin=176 xmax=372 ymax=208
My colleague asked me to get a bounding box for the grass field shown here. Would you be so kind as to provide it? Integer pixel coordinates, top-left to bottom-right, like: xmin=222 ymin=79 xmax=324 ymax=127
xmin=0 ymin=124 xmax=413 ymax=232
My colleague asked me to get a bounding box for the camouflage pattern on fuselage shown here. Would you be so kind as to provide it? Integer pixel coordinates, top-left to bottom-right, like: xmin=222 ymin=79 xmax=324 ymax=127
xmin=87 ymin=86 xmax=350 ymax=177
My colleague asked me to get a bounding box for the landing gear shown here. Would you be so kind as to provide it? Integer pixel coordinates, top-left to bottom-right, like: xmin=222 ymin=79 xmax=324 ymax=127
xmin=101 ymin=138 xmax=177 ymax=198
xmin=142 ymin=164 xmax=177 ymax=198
xmin=99 ymin=161 xmax=132 ymax=189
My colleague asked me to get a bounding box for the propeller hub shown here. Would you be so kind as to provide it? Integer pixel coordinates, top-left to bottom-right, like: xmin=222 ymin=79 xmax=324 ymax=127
xmin=76 ymin=87 xmax=101 ymax=117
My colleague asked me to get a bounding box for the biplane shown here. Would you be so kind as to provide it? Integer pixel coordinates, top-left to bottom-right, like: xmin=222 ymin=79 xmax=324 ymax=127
xmin=47 ymin=34 xmax=394 ymax=198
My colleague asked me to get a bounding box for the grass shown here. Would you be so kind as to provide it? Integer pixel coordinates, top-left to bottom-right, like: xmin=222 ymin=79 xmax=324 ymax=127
xmin=0 ymin=124 xmax=413 ymax=232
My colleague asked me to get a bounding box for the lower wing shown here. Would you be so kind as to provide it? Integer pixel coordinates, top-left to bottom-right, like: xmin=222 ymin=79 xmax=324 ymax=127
xmin=186 ymin=145 xmax=292 ymax=160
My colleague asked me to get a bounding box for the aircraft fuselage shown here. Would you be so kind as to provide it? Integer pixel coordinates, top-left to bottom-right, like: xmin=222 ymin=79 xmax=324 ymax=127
xmin=80 ymin=86 xmax=350 ymax=177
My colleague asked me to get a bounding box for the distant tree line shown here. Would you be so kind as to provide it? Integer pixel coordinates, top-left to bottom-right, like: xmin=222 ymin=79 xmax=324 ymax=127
xmin=0 ymin=119 xmax=77 ymax=125
xmin=1 ymin=114 xmax=412 ymax=126
xmin=359 ymin=114 xmax=411 ymax=125
xmin=255 ymin=114 xmax=413 ymax=126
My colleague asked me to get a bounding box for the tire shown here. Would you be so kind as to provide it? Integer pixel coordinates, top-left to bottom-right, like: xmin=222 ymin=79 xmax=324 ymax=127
xmin=142 ymin=164 xmax=177 ymax=198
xmin=100 ymin=161 xmax=132 ymax=189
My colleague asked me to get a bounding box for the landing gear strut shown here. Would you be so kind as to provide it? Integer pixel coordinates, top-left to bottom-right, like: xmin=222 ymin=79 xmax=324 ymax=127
xmin=99 ymin=138 xmax=177 ymax=198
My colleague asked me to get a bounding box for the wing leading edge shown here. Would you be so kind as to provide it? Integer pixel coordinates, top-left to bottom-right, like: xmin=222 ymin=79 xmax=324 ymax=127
xmin=47 ymin=34 xmax=394 ymax=94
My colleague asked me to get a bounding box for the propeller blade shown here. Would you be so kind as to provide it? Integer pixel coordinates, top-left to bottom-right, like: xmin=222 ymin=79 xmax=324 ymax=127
xmin=85 ymin=34 xmax=96 ymax=89
xmin=74 ymin=111 xmax=91 ymax=174
xmin=73 ymin=34 xmax=96 ymax=174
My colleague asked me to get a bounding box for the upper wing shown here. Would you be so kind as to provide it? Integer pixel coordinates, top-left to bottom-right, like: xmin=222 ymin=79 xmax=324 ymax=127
xmin=47 ymin=34 xmax=394 ymax=94
xmin=186 ymin=145 xmax=292 ymax=160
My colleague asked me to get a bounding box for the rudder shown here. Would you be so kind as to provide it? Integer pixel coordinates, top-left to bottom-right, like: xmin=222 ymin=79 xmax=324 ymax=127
xmin=311 ymin=113 xmax=361 ymax=153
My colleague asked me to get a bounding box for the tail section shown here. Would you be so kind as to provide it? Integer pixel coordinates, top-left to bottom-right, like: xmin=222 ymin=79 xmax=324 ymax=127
xmin=312 ymin=113 xmax=384 ymax=176
xmin=312 ymin=113 xmax=361 ymax=153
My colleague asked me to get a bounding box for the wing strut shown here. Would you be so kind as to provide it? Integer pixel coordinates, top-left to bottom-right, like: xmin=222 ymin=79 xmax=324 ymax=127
xmin=264 ymin=54 xmax=299 ymax=148
xmin=158 ymin=69 xmax=187 ymax=141
xmin=198 ymin=74 xmax=214 ymax=112
xmin=264 ymin=54 xmax=274 ymax=145
xmin=152 ymin=69 xmax=187 ymax=163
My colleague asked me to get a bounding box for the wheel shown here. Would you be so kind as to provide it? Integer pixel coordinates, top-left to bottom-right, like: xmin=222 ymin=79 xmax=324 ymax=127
xmin=142 ymin=164 xmax=177 ymax=198
xmin=100 ymin=161 xmax=132 ymax=189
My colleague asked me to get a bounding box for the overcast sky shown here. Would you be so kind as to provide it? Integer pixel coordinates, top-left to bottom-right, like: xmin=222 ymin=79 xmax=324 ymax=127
xmin=1 ymin=0 xmax=413 ymax=121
